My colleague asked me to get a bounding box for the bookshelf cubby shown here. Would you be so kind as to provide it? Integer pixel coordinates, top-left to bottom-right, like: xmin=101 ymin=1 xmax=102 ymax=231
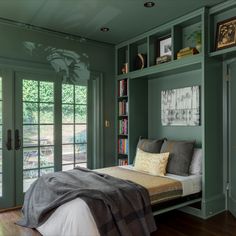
xmin=149 ymin=29 xmax=172 ymax=66
xmin=115 ymin=9 xmax=204 ymax=78
xmin=209 ymin=0 xmax=236 ymax=58
xmin=117 ymin=78 xmax=129 ymax=165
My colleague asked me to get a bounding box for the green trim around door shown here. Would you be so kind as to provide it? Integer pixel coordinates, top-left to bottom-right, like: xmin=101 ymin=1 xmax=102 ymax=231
xmin=0 ymin=69 xmax=15 ymax=209
xmin=0 ymin=66 xmax=102 ymax=209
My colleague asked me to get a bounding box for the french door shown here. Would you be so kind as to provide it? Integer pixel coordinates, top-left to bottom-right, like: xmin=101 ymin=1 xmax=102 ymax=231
xmin=0 ymin=70 xmax=89 ymax=208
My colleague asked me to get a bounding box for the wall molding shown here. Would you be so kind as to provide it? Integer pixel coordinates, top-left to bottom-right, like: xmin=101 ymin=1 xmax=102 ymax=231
xmin=202 ymin=193 xmax=226 ymax=218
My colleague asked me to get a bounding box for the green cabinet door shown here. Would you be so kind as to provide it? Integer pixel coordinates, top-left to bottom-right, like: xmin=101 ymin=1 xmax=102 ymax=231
xmin=229 ymin=60 xmax=236 ymax=218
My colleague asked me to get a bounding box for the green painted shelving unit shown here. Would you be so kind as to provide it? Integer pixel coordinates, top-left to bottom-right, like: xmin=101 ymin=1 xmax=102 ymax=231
xmin=115 ymin=1 xmax=236 ymax=219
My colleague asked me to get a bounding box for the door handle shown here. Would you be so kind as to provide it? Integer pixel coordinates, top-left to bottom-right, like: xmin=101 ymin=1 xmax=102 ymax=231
xmin=6 ymin=129 xmax=12 ymax=150
xmin=15 ymin=129 xmax=21 ymax=150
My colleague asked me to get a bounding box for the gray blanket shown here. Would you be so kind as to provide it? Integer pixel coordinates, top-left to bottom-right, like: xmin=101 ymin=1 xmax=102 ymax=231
xmin=17 ymin=167 xmax=156 ymax=236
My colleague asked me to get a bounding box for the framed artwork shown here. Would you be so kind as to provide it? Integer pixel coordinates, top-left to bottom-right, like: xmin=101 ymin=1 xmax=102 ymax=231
xmin=157 ymin=36 xmax=172 ymax=57
xmin=161 ymin=86 xmax=200 ymax=126
xmin=216 ymin=17 xmax=236 ymax=50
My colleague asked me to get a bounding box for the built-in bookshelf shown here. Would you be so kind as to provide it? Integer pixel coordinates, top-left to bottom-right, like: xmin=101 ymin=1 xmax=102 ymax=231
xmin=117 ymin=78 xmax=129 ymax=165
xmin=115 ymin=4 xmax=229 ymax=219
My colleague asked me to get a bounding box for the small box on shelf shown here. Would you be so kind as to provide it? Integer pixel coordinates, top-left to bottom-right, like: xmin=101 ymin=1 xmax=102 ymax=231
xmin=121 ymin=63 xmax=128 ymax=74
xmin=177 ymin=47 xmax=199 ymax=59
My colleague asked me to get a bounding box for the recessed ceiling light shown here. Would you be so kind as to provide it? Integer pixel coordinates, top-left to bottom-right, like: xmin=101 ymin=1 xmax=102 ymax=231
xmin=144 ymin=1 xmax=155 ymax=8
xmin=100 ymin=27 xmax=110 ymax=32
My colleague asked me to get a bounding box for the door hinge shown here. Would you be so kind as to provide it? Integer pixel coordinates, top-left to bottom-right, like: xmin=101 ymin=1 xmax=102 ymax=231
xmin=226 ymin=182 xmax=230 ymax=191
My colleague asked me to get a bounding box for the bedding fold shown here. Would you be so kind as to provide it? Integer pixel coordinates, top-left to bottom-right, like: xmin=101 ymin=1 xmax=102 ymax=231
xmin=17 ymin=167 xmax=156 ymax=236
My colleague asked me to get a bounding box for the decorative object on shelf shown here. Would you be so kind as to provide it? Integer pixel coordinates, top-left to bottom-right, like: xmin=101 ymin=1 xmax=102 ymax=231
xmin=186 ymin=29 xmax=202 ymax=53
xmin=134 ymin=53 xmax=147 ymax=70
xmin=156 ymin=35 xmax=172 ymax=65
xmin=177 ymin=47 xmax=199 ymax=59
xmin=156 ymin=55 xmax=171 ymax=65
xmin=158 ymin=35 xmax=172 ymax=57
xmin=216 ymin=17 xmax=236 ymax=50
xmin=161 ymin=86 xmax=200 ymax=126
xmin=121 ymin=62 xmax=128 ymax=74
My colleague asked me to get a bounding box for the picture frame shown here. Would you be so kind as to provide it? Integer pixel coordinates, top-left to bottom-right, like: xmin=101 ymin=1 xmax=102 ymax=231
xmin=161 ymin=86 xmax=200 ymax=126
xmin=157 ymin=35 xmax=172 ymax=57
xmin=216 ymin=17 xmax=236 ymax=50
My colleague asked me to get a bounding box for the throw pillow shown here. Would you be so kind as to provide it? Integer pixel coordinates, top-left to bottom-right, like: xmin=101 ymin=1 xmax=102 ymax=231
xmin=160 ymin=140 xmax=195 ymax=176
xmin=189 ymin=148 xmax=202 ymax=175
xmin=137 ymin=137 xmax=166 ymax=153
xmin=134 ymin=148 xmax=169 ymax=176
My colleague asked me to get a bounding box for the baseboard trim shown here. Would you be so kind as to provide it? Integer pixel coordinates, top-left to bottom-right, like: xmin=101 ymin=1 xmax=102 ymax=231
xmin=202 ymin=193 xmax=226 ymax=219
xmin=179 ymin=205 xmax=203 ymax=218
xmin=229 ymin=195 xmax=236 ymax=217
xmin=0 ymin=205 xmax=22 ymax=213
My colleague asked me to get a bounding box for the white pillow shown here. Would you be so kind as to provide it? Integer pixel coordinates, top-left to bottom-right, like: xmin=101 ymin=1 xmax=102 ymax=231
xmin=189 ymin=148 xmax=202 ymax=175
xmin=134 ymin=148 xmax=169 ymax=176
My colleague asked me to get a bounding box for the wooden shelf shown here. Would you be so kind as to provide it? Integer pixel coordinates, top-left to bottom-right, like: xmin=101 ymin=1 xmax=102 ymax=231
xmin=118 ymin=154 xmax=128 ymax=159
xmin=117 ymin=96 xmax=128 ymax=100
xmin=117 ymin=53 xmax=202 ymax=80
xmin=118 ymin=115 xmax=128 ymax=118
xmin=209 ymin=47 xmax=236 ymax=59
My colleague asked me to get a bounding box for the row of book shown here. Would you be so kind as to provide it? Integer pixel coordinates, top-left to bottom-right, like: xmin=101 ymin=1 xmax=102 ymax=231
xmin=118 ymin=138 xmax=128 ymax=155
xmin=118 ymin=79 xmax=127 ymax=97
xmin=118 ymin=159 xmax=128 ymax=166
xmin=119 ymin=118 xmax=128 ymax=135
xmin=119 ymin=100 xmax=128 ymax=116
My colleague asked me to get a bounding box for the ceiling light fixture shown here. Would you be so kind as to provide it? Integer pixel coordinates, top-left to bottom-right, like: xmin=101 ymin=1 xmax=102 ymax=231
xmin=144 ymin=1 xmax=155 ymax=8
xmin=100 ymin=27 xmax=110 ymax=32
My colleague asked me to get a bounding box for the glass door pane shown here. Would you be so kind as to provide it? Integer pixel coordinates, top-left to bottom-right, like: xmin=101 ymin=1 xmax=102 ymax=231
xmin=15 ymin=73 xmax=58 ymax=205
xmin=62 ymin=84 xmax=87 ymax=171
xmin=22 ymin=80 xmax=55 ymax=192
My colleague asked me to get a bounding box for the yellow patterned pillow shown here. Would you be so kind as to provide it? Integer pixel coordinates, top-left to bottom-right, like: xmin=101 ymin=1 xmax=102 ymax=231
xmin=134 ymin=149 xmax=169 ymax=176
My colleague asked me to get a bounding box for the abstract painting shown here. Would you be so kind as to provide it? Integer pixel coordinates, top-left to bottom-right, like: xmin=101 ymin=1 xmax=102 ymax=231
xmin=161 ymin=86 xmax=200 ymax=126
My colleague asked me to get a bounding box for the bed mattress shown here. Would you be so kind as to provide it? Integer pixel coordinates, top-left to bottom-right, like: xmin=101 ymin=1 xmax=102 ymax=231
xmin=37 ymin=166 xmax=202 ymax=236
xmin=97 ymin=166 xmax=183 ymax=204
xmin=120 ymin=165 xmax=202 ymax=198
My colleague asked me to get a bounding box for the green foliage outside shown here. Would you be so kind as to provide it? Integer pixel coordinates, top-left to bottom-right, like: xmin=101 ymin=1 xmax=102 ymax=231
xmin=23 ymin=80 xmax=87 ymax=124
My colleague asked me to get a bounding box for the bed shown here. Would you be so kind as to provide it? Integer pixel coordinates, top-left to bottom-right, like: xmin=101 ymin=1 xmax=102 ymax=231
xmin=18 ymin=139 xmax=203 ymax=236
xmin=37 ymin=165 xmax=202 ymax=236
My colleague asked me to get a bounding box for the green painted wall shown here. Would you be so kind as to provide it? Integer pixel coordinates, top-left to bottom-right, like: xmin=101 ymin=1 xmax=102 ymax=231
xmin=148 ymin=69 xmax=202 ymax=146
xmin=0 ymin=22 xmax=116 ymax=167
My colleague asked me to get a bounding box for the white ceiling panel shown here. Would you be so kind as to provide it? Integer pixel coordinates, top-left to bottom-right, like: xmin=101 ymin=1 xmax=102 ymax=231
xmin=0 ymin=0 xmax=47 ymax=23
xmin=0 ymin=0 xmax=227 ymax=44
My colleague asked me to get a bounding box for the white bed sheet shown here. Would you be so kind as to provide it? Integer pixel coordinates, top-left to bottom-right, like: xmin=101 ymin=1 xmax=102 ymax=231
xmin=37 ymin=166 xmax=202 ymax=236
xmin=37 ymin=198 xmax=99 ymax=236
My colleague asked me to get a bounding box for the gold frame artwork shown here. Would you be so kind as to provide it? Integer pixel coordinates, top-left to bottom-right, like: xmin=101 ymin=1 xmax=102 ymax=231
xmin=216 ymin=17 xmax=236 ymax=50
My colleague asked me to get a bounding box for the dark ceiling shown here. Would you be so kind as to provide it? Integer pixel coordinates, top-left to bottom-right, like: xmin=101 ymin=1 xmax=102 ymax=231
xmin=0 ymin=0 xmax=226 ymax=44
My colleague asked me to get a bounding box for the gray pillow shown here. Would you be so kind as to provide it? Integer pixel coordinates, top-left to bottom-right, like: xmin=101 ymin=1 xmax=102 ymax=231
xmin=160 ymin=140 xmax=195 ymax=176
xmin=137 ymin=137 xmax=165 ymax=153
